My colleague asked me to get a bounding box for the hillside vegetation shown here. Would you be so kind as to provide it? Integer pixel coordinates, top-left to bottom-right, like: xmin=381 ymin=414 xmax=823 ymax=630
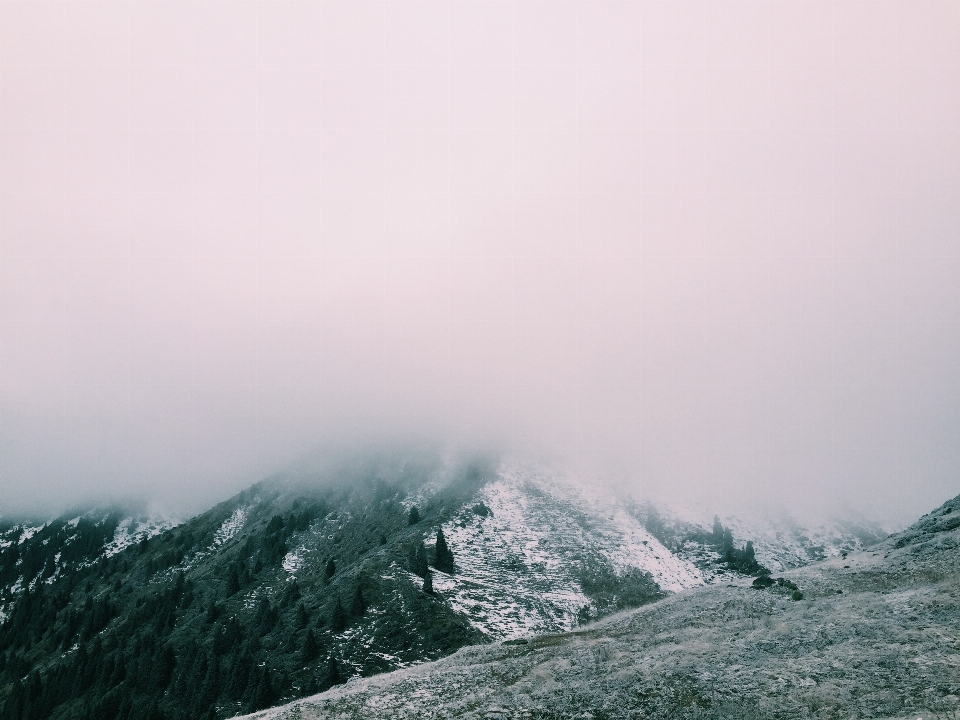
xmin=0 ymin=454 xmax=930 ymax=720
xmin=0 ymin=455 xmax=493 ymax=720
xmin=241 ymin=493 xmax=960 ymax=720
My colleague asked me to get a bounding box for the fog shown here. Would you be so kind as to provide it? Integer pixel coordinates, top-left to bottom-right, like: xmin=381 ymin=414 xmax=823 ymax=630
xmin=1 ymin=1 xmax=958 ymax=522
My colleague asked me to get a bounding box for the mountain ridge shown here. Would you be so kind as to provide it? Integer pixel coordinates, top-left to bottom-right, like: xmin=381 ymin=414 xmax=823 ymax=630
xmin=238 ymin=490 xmax=960 ymax=720
xmin=0 ymin=455 xmax=929 ymax=720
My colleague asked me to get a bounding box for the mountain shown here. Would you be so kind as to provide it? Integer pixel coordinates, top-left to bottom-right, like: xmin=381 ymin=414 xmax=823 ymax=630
xmin=239 ymin=491 xmax=960 ymax=720
xmin=0 ymin=454 xmax=913 ymax=720
xmin=0 ymin=509 xmax=176 ymax=610
xmin=636 ymin=498 xmax=892 ymax=582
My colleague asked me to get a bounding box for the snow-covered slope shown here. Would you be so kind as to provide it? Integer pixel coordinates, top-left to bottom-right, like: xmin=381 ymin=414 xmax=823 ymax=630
xmin=304 ymin=458 xmax=890 ymax=643
xmin=426 ymin=462 xmax=703 ymax=640
xmin=0 ymin=507 xmax=178 ymax=600
xmin=104 ymin=510 xmax=180 ymax=556
xmin=235 ymin=493 xmax=960 ymax=720
xmin=647 ymin=497 xmax=894 ymax=578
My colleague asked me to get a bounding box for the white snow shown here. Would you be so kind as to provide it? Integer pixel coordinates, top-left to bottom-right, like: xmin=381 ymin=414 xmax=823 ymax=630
xmin=657 ymin=497 xmax=895 ymax=573
xmin=423 ymin=461 xmax=705 ymax=640
xmin=282 ymin=550 xmax=304 ymax=576
xmin=213 ymin=508 xmax=247 ymax=547
xmin=104 ymin=515 xmax=176 ymax=557
xmin=18 ymin=525 xmax=44 ymax=543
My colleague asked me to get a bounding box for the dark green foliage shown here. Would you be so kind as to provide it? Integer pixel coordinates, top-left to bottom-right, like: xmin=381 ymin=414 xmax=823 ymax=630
xmin=295 ymin=602 xmax=310 ymax=629
xmin=265 ymin=515 xmax=284 ymax=535
xmin=225 ymin=565 xmax=241 ymax=596
xmin=300 ymin=629 xmax=320 ymax=663
xmin=205 ymin=600 xmax=222 ymax=623
xmin=432 ymin=528 xmax=455 ymax=574
xmin=408 ymin=506 xmax=420 ymax=525
xmin=712 ymin=515 xmax=724 ymax=544
xmin=330 ymin=598 xmax=347 ymax=633
xmin=253 ymin=596 xmax=279 ymax=634
xmin=259 ymin=515 xmax=289 ymax=567
xmin=752 ymin=575 xmax=803 ymax=600
xmin=643 ymin=506 xmax=666 ymax=543
xmin=711 ymin=520 xmax=767 ymax=575
xmin=578 ymin=560 xmax=663 ymax=619
xmin=471 ymin=502 xmax=491 ymax=518
xmin=576 ymin=604 xmax=592 ymax=626
xmin=721 ymin=528 xmax=734 ymax=556
xmin=0 ymin=461 xmax=490 ymax=720
xmin=250 ymin=666 xmax=276 ymax=711
xmin=725 ymin=539 xmax=763 ymax=574
xmin=281 ymin=579 xmax=301 ymax=608
xmin=408 ymin=541 xmax=429 ymax=577
xmin=350 ymin=584 xmax=366 ymax=617
xmin=423 ymin=570 xmax=434 ymax=595
xmin=325 ymin=655 xmax=341 ymax=687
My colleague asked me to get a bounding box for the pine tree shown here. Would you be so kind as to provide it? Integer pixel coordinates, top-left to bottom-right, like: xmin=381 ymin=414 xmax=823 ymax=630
xmin=254 ymin=595 xmax=275 ymax=630
xmin=281 ymin=579 xmax=301 ymax=608
xmin=330 ymin=598 xmax=347 ymax=633
xmin=407 ymin=541 xmax=428 ymax=577
xmin=326 ymin=655 xmax=341 ymax=687
xmin=226 ymin=566 xmax=241 ymax=596
xmin=205 ymin=600 xmax=221 ymax=624
xmin=300 ymin=629 xmax=319 ymax=663
xmin=295 ymin=602 xmax=309 ymax=629
xmin=251 ymin=667 xmax=275 ymax=710
xmin=408 ymin=506 xmax=420 ymax=525
xmin=721 ymin=528 xmax=735 ymax=562
xmin=432 ymin=527 xmax=454 ymax=574
xmin=422 ymin=569 xmax=434 ymax=595
xmin=350 ymin=584 xmax=366 ymax=617
xmin=324 ymin=559 xmax=336 ymax=580
xmin=712 ymin=516 xmax=724 ymax=544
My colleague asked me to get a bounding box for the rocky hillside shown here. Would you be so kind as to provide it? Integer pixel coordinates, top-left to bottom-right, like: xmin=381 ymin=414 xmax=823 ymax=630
xmin=0 ymin=453 xmax=912 ymax=720
xmin=240 ymin=492 xmax=960 ymax=720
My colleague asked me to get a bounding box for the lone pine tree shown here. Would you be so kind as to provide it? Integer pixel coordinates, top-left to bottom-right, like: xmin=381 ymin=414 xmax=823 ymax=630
xmin=408 ymin=506 xmax=420 ymax=525
xmin=712 ymin=516 xmax=724 ymax=544
xmin=423 ymin=569 xmax=434 ymax=595
xmin=432 ymin=527 xmax=455 ymax=574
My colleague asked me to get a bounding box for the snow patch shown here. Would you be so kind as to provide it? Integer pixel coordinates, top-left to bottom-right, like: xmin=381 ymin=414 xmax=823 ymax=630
xmin=213 ymin=508 xmax=247 ymax=547
xmin=105 ymin=515 xmax=175 ymax=557
xmin=18 ymin=525 xmax=44 ymax=543
xmin=426 ymin=462 xmax=703 ymax=640
xmin=282 ymin=550 xmax=304 ymax=576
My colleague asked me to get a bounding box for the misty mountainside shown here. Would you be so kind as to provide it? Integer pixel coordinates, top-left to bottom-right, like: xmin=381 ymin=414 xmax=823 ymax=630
xmin=238 ymin=491 xmax=960 ymax=720
xmin=640 ymin=499 xmax=891 ymax=582
xmin=0 ymin=510 xmax=177 ymax=614
xmin=0 ymin=454 xmax=905 ymax=720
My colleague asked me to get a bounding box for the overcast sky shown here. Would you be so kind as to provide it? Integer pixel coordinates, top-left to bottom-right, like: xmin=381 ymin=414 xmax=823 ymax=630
xmin=1 ymin=1 xmax=958 ymax=522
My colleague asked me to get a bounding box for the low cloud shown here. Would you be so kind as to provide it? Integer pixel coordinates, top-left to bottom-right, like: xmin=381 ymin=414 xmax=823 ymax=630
xmin=1 ymin=1 xmax=958 ymax=522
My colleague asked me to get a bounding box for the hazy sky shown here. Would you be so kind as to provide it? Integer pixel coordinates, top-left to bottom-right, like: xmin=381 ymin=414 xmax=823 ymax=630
xmin=1 ymin=1 xmax=958 ymax=521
